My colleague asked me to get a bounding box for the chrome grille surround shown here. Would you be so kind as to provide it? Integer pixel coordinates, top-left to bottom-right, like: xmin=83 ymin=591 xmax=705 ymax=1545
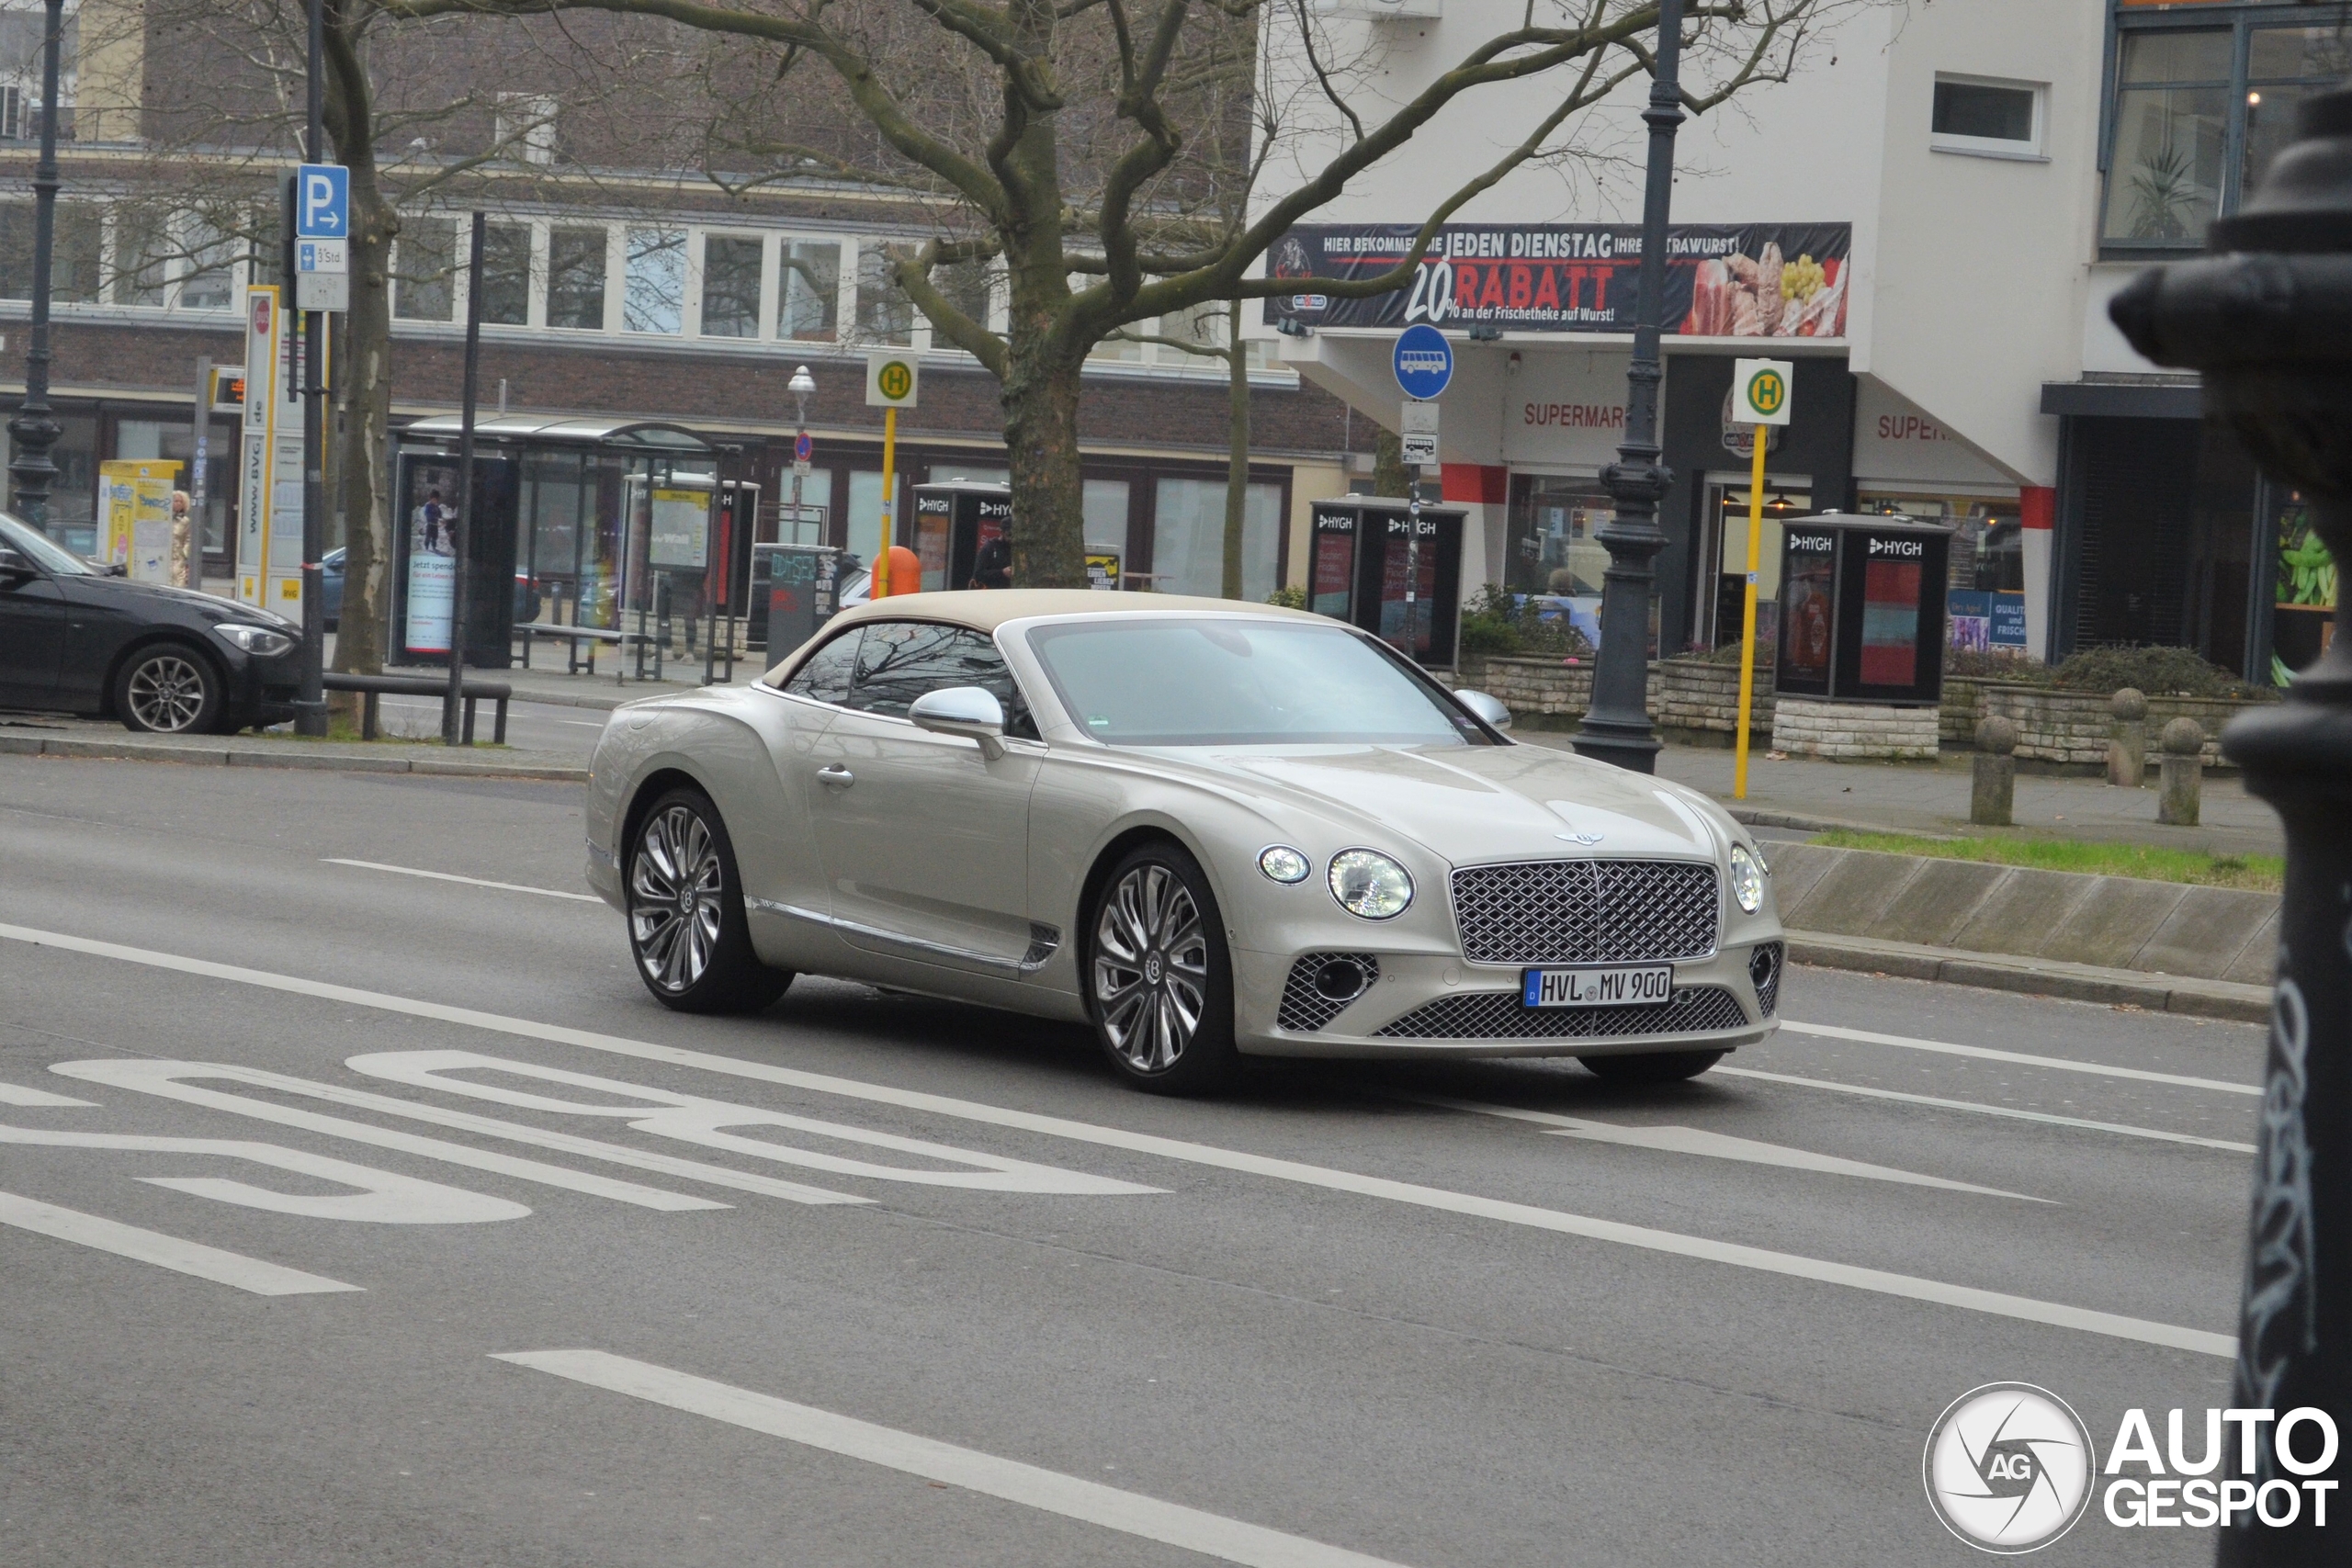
xmin=1373 ymin=986 xmax=1748 ymax=1042
xmin=1276 ymin=953 xmax=1384 ymax=1032
xmin=1449 ymin=858 xmax=1720 ymax=966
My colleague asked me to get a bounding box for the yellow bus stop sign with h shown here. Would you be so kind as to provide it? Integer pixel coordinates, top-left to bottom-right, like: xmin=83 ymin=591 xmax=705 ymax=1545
xmin=1729 ymin=358 xmax=1793 ymax=801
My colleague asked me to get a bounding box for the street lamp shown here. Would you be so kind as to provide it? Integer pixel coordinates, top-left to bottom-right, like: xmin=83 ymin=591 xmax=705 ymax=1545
xmin=6 ymin=0 xmax=66 ymax=532
xmin=1575 ymin=0 xmax=1685 ymax=773
xmin=2111 ymin=86 xmax=2352 ymax=1562
xmin=787 ymin=364 xmax=816 ymax=547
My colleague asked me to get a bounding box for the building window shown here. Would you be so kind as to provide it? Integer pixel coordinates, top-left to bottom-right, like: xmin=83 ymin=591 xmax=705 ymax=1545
xmin=781 ymin=240 xmax=839 ymax=340
xmin=1150 ymin=477 xmax=1281 ymax=601
xmin=622 ymin=227 xmax=684 ymax=334
xmin=2103 ymin=20 xmax=2352 ymax=254
xmin=930 ymin=258 xmax=994 ymax=338
xmin=111 ymin=209 xmax=171 ymax=307
xmin=178 ymin=218 xmax=236 ymax=310
xmin=481 ymin=222 xmax=532 ymax=326
xmin=547 ymin=225 xmax=607 ymax=330
xmin=1931 ymin=74 xmax=2042 ymax=158
xmin=395 ymin=216 xmax=457 ymax=322
xmin=0 ymin=201 xmax=99 ymax=301
xmin=854 ymin=244 xmax=912 ymax=344
xmin=699 ymin=233 xmax=763 ymax=338
xmin=494 ymin=93 xmax=557 ymax=165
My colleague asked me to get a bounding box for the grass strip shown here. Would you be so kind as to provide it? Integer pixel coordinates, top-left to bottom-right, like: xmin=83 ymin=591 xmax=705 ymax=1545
xmin=1811 ymin=829 xmax=2282 ymax=892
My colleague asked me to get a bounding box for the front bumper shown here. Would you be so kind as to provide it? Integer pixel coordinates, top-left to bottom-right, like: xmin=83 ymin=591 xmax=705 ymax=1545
xmin=1233 ymin=940 xmax=1783 ymax=1059
xmin=222 ymin=647 xmax=303 ymax=727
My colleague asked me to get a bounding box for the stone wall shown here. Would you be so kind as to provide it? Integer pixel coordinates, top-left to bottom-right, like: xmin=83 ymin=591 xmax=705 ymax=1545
xmin=1654 ymin=659 xmax=1775 ymax=744
xmin=1976 ymin=683 xmax=2264 ymax=769
xmin=1939 ymin=676 xmax=1984 ymax=746
xmin=1460 ymin=656 xmax=1594 ymax=725
xmin=1769 ymin=697 xmax=1940 ymax=761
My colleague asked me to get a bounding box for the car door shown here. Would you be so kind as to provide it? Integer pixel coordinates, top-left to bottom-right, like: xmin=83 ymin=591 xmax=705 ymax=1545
xmin=727 ymin=626 xmax=859 ymax=946
xmin=0 ymin=552 xmax=66 ymax=709
xmin=805 ymin=619 xmax=1046 ymax=976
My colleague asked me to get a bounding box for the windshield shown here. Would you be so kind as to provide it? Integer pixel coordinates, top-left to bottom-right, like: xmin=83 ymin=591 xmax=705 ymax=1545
xmin=1024 ymin=618 xmax=1496 ymax=748
xmin=0 ymin=512 xmax=92 ymax=575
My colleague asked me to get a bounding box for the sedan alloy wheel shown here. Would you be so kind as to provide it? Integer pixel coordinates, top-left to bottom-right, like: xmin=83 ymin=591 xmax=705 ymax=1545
xmin=630 ymin=804 xmax=725 ymax=993
xmin=1087 ymin=844 xmax=1237 ymax=1091
xmin=118 ymin=647 xmax=220 ymax=734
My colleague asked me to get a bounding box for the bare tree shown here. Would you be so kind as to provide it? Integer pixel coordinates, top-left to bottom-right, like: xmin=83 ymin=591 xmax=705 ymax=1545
xmin=390 ymin=0 xmax=1848 ymax=587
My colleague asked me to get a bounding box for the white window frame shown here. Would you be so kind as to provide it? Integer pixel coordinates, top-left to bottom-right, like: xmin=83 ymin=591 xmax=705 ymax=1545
xmin=1929 ymin=73 xmax=2048 ymax=163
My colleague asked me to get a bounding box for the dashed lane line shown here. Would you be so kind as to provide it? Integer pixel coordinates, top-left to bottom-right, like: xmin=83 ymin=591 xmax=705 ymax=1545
xmin=0 ymin=922 xmax=2237 ymax=1361
xmin=0 ymin=1190 xmax=362 ymax=1295
xmin=496 ymin=1349 xmax=1418 ymax=1568
xmin=1713 ymin=1066 xmax=2257 ymax=1155
xmin=1779 ymin=1020 xmax=2262 ymax=1097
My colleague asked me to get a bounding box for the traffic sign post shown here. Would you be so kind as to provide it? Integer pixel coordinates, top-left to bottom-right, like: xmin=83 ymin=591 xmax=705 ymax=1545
xmin=1729 ymin=358 xmax=1794 ymax=800
xmin=1392 ymin=323 xmax=1453 ymax=401
xmin=865 ymin=353 xmax=919 ymax=595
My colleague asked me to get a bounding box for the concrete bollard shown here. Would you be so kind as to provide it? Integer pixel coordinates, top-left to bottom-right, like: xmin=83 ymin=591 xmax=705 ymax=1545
xmin=2156 ymin=716 xmax=2204 ymax=826
xmin=2107 ymin=687 xmax=2148 ymax=786
xmin=1972 ymin=715 xmax=2017 ymax=827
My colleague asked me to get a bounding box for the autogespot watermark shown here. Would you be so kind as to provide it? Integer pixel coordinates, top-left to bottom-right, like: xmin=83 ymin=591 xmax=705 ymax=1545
xmin=1924 ymin=1385 xmax=2342 ymax=1553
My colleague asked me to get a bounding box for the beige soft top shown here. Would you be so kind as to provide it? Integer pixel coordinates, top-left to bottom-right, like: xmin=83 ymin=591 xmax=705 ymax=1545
xmin=820 ymin=588 xmax=1324 ymax=636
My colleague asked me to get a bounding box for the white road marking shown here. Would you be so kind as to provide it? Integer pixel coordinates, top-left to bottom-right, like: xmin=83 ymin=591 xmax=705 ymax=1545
xmin=0 ymin=1078 xmax=93 ymax=1107
xmin=1 ymin=1124 xmax=529 ymax=1224
xmin=495 ymin=1349 xmax=1418 ymax=1568
xmin=1780 ymin=1020 xmax=2263 ymax=1097
xmin=1399 ymin=1095 xmax=2047 ymax=1201
xmin=0 ymin=1190 xmax=362 ymax=1294
xmin=50 ymin=1058 xmax=862 ymax=1209
xmin=1713 ymin=1066 xmax=2258 ymax=1155
xmin=1 ymin=923 xmax=2237 ymax=1359
xmin=345 ymin=1050 xmax=1160 ymax=1195
xmin=53 ymin=1059 xmax=730 ymax=1213
xmin=322 ymin=859 xmax=602 ymax=902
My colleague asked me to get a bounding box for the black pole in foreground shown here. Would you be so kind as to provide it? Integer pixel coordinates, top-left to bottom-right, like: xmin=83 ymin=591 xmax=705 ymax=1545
xmin=2113 ymin=87 xmax=2352 ymax=1565
xmin=293 ymin=0 xmax=329 ymax=735
xmin=1575 ymin=0 xmax=1684 ymax=773
xmin=444 ymin=213 xmax=486 ymax=746
xmin=6 ymin=0 xmax=66 ymax=531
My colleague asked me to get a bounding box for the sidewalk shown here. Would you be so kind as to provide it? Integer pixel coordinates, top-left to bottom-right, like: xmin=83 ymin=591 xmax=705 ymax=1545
xmin=1515 ymin=732 xmax=2285 ymax=858
xmin=0 ymin=715 xmax=587 ymax=781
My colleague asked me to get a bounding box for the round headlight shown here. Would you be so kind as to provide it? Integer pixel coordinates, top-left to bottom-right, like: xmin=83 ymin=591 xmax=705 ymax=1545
xmin=1729 ymin=844 xmax=1765 ymax=915
xmin=1258 ymin=845 xmax=1311 ymax=884
xmin=1329 ymin=849 xmax=1413 ymax=920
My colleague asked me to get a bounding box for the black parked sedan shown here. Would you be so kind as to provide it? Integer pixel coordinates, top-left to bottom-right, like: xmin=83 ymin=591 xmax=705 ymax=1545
xmin=0 ymin=513 xmax=304 ymax=733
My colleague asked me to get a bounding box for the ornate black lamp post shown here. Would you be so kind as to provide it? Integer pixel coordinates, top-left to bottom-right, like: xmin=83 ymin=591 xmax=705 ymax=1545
xmin=1575 ymin=0 xmax=1684 ymax=773
xmin=6 ymin=0 xmax=67 ymax=530
xmin=2110 ymin=87 xmax=2352 ymax=1565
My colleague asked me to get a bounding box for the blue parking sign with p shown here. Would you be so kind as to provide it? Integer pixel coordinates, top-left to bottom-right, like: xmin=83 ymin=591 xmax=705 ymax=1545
xmin=296 ymin=164 xmax=348 ymax=240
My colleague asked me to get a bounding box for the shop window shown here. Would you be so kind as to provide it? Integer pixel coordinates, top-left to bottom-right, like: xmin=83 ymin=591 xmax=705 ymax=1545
xmin=1502 ymin=474 xmax=1614 ymax=608
xmin=1084 ymin=479 xmax=1130 ymax=558
xmin=1931 ymin=75 xmax=2042 ymax=158
xmin=2271 ymin=489 xmax=2335 ymax=685
xmin=481 ymin=222 xmax=532 ymax=326
xmin=854 ymin=244 xmax=912 ymax=345
xmin=548 ymin=225 xmax=607 ymax=330
xmin=395 ymin=216 xmax=458 ymax=322
xmin=1150 ymin=477 xmax=1280 ymax=601
xmin=699 ymin=234 xmax=763 ymax=338
xmin=782 ymin=240 xmax=839 ymax=341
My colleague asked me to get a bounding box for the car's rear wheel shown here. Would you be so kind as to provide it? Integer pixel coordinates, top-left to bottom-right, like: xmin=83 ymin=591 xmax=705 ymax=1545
xmin=1086 ymin=842 xmax=1238 ymax=1094
xmin=1578 ymin=1048 xmax=1726 ymax=1084
xmin=116 ymin=643 xmax=223 ymax=734
xmin=626 ymin=786 xmax=792 ymax=1014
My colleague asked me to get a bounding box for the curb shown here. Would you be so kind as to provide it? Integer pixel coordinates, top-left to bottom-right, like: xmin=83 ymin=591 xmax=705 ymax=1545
xmin=1786 ymin=931 xmax=2272 ymax=1023
xmin=1726 ymin=807 xmax=1955 ymax=840
xmin=5 ymin=732 xmax=587 ymax=783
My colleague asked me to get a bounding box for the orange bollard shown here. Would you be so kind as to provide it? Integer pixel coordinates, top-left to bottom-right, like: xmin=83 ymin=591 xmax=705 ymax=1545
xmin=885 ymin=545 xmax=922 ymax=595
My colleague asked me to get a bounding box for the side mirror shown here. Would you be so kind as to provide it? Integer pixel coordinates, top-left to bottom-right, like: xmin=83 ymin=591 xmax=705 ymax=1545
xmin=909 ymin=684 xmax=1007 ymax=759
xmin=0 ymin=547 xmax=33 ymax=581
xmin=1453 ymin=688 xmax=1512 ymax=731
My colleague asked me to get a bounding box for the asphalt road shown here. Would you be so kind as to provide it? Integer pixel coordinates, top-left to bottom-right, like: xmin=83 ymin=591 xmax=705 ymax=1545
xmin=0 ymin=756 xmax=2267 ymax=1566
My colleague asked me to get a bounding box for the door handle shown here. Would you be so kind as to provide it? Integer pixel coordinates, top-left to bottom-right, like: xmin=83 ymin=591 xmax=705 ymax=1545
xmin=817 ymin=764 xmax=854 ymax=789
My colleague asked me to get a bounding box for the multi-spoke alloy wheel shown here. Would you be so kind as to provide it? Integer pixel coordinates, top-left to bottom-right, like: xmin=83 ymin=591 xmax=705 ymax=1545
xmin=624 ymin=787 xmax=793 ymax=1014
xmin=1087 ymin=844 xmax=1237 ymax=1093
xmin=117 ymin=647 xmax=219 ymax=734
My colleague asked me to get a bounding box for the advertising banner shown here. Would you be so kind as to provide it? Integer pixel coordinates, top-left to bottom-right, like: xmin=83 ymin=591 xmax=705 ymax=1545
xmin=99 ymin=460 xmax=182 ymax=581
xmin=648 ymin=488 xmax=710 ymax=570
xmin=1263 ymin=222 xmax=1851 ymax=339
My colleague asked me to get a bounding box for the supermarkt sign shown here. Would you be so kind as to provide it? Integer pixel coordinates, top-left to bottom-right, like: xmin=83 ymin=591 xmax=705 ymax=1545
xmin=1733 ymin=357 xmax=1793 ymax=426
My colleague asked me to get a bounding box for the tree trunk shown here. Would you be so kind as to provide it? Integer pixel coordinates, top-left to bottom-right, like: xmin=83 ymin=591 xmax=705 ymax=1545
xmin=1220 ymin=299 xmax=1248 ymax=600
xmin=329 ymin=161 xmax=395 ymax=678
xmin=1373 ymin=429 xmax=1409 ymax=498
xmin=1001 ymin=344 xmax=1088 ymax=589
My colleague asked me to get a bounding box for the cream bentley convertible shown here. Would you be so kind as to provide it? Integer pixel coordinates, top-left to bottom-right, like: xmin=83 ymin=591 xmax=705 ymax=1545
xmin=585 ymin=592 xmax=1784 ymax=1093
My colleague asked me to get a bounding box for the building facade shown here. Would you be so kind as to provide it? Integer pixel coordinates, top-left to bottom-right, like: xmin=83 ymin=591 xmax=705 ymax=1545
xmin=1252 ymin=0 xmax=2326 ymax=682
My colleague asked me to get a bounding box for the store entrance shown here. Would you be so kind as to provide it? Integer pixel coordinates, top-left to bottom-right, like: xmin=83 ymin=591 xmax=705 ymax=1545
xmin=1698 ymin=479 xmax=1809 ymax=649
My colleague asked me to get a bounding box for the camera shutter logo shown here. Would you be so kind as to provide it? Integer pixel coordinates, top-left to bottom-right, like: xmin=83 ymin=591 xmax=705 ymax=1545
xmin=1923 ymin=1383 xmax=2097 ymax=1553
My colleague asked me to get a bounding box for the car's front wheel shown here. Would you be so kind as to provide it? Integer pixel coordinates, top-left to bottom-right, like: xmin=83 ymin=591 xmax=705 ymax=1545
xmin=626 ymin=786 xmax=792 ymax=1014
xmin=116 ymin=643 xmax=223 ymax=734
xmin=1086 ymin=842 xmax=1238 ymax=1094
xmin=1578 ymin=1049 xmax=1726 ymax=1084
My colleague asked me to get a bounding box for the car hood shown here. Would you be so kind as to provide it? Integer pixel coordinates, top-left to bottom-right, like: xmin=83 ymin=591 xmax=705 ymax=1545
xmin=70 ymin=577 xmax=299 ymax=629
xmin=1172 ymin=741 xmax=1733 ymax=866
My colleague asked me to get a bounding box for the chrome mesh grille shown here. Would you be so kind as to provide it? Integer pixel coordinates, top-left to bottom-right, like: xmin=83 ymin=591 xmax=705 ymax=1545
xmin=1449 ymin=859 xmax=1719 ymax=965
xmin=1276 ymin=953 xmax=1383 ymax=1032
xmin=1373 ymin=986 xmax=1748 ymax=1042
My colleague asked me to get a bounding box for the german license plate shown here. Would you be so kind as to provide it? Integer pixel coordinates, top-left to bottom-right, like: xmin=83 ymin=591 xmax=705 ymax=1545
xmin=1521 ymin=964 xmax=1674 ymax=1009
